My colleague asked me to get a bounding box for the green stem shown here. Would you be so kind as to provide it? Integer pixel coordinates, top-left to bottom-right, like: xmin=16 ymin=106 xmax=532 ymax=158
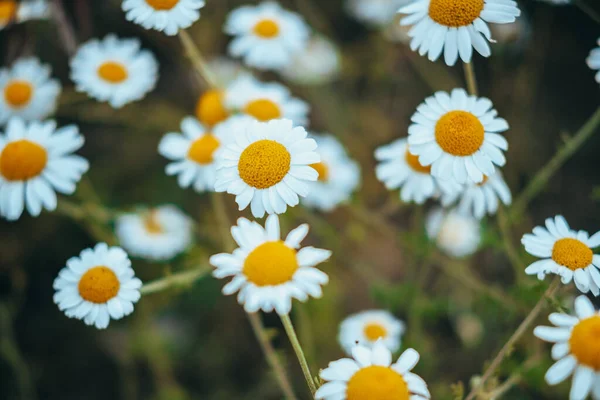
xmin=463 ymin=62 xmax=478 ymax=96
xmin=140 ymin=267 xmax=210 ymax=295
xmin=280 ymin=314 xmax=318 ymax=396
xmin=178 ymin=29 xmax=219 ymax=89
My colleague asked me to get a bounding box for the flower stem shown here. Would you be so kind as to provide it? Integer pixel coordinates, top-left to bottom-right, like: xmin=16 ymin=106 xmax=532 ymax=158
xmin=140 ymin=267 xmax=210 ymax=295
xmin=463 ymin=62 xmax=478 ymax=96
xmin=574 ymin=0 xmax=600 ymax=24
xmin=178 ymin=29 xmax=219 ymax=89
xmin=280 ymin=313 xmax=318 ymax=396
xmin=464 ymin=277 xmax=560 ymax=400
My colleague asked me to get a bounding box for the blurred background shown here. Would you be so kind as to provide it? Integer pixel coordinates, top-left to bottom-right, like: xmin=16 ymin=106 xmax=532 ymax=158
xmin=1 ymin=0 xmax=599 ymax=399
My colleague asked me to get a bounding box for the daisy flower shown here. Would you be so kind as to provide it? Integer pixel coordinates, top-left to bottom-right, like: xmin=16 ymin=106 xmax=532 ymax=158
xmin=375 ymin=138 xmax=458 ymax=204
xmin=303 ymin=134 xmax=360 ymax=212
xmin=281 ymin=35 xmax=341 ymax=86
xmin=339 ymin=310 xmax=406 ymax=355
xmin=426 ymin=208 xmax=481 ymax=258
xmin=214 ymin=118 xmax=320 ymax=218
xmin=70 ymin=35 xmax=159 ymax=108
xmin=209 ymin=215 xmax=330 ymax=315
xmin=407 ymin=88 xmax=509 ymax=184
xmin=158 ymin=115 xmax=236 ymax=192
xmin=346 ymin=0 xmax=411 ymax=27
xmin=195 ymin=89 xmax=230 ymax=128
xmin=398 ymin=0 xmax=521 ymax=66
xmin=0 ymin=118 xmax=88 ymax=221
xmin=441 ymin=170 xmax=511 ymax=219
xmin=0 ymin=57 xmax=61 ymax=125
xmin=116 ymin=205 xmax=194 ymax=261
xmin=315 ymin=340 xmax=431 ymax=400
xmin=53 ymin=243 xmax=142 ymax=329
xmin=521 ymin=215 xmax=600 ymax=295
xmin=0 ymin=0 xmax=49 ymax=30
xmin=534 ymin=295 xmax=600 ymax=400
xmin=122 ymin=0 xmax=205 ymax=36
xmin=587 ymin=39 xmax=600 ymax=85
xmin=224 ymin=1 xmax=310 ymax=71
xmin=225 ymin=74 xmax=309 ymax=125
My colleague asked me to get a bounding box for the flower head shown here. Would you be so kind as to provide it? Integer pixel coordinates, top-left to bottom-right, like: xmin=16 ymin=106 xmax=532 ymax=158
xmin=122 ymin=0 xmax=205 ymax=36
xmin=0 ymin=0 xmax=49 ymax=30
xmin=339 ymin=310 xmax=406 ymax=355
xmin=281 ymin=35 xmax=341 ymax=86
xmin=426 ymin=208 xmax=481 ymax=258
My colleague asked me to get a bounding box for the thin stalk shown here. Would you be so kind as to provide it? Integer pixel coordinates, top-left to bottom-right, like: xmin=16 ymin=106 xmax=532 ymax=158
xmin=178 ymin=29 xmax=219 ymax=89
xmin=463 ymin=62 xmax=478 ymax=96
xmin=575 ymin=0 xmax=600 ymax=24
xmin=497 ymin=207 xmax=526 ymax=283
xmin=140 ymin=267 xmax=210 ymax=295
xmin=280 ymin=314 xmax=317 ymax=396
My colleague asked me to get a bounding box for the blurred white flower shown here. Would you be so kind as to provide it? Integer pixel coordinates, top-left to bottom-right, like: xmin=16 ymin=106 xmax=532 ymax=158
xmin=206 ymin=57 xmax=248 ymax=89
xmin=122 ymin=0 xmax=205 ymax=36
xmin=346 ymin=0 xmax=411 ymax=27
xmin=426 ymin=208 xmax=481 ymax=258
xmin=339 ymin=310 xmax=405 ymax=355
xmin=281 ymin=35 xmax=341 ymax=86
xmin=587 ymin=39 xmax=600 ymax=85
xmin=0 ymin=0 xmax=49 ymax=30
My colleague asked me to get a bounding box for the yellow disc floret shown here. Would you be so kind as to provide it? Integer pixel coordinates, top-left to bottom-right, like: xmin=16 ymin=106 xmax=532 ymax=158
xmin=253 ymin=19 xmax=280 ymax=38
xmin=346 ymin=366 xmax=410 ymax=400
xmin=243 ymin=241 xmax=298 ymax=286
xmin=195 ymin=89 xmax=229 ymax=127
xmin=569 ymin=316 xmax=600 ymax=370
xmin=97 ymin=61 xmax=129 ymax=84
xmin=405 ymin=149 xmax=431 ymax=174
xmin=310 ymin=162 xmax=329 ymax=182
xmin=428 ymin=0 xmax=485 ymax=27
xmin=145 ymin=0 xmax=179 ymax=10
xmin=0 ymin=0 xmax=17 ymax=24
xmin=552 ymin=238 xmax=593 ymax=271
xmin=78 ymin=266 xmax=120 ymax=304
xmin=238 ymin=139 xmax=291 ymax=189
xmin=0 ymin=140 xmax=47 ymax=181
xmin=188 ymin=134 xmax=220 ymax=165
xmin=4 ymin=80 xmax=33 ymax=108
xmin=244 ymin=99 xmax=282 ymax=122
xmin=364 ymin=323 xmax=387 ymax=341
xmin=435 ymin=110 xmax=485 ymax=156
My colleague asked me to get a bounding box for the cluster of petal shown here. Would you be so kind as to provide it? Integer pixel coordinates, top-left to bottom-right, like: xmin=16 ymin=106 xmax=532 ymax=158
xmin=122 ymin=0 xmax=205 ymax=36
xmin=346 ymin=0 xmax=412 ymax=27
xmin=426 ymin=207 xmax=481 ymax=258
xmin=0 ymin=0 xmax=49 ymax=30
xmin=281 ymin=35 xmax=341 ymax=86
xmin=339 ymin=310 xmax=406 ymax=354
xmin=587 ymin=39 xmax=600 ymax=85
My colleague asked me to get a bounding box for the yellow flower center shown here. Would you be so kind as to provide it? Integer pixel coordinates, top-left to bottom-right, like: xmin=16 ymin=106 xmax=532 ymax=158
xmin=428 ymin=0 xmax=485 ymax=27
xmin=145 ymin=0 xmax=179 ymax=10
xmin=195 ymin=89 xmax=229 ymax=127
xmin=346 ymin=366 xmax=409 ymax=400
xmin=310 ymin=162 xmax=329 ymax=182
xmin=244 ymin=99 xmax=282 ymax=122
xmin=551 ymin=238 xmax=593 ymax=271
xmin=405 ymin=149 xmax=431 ymax=174
xmin=143 ymin=211 xmax=163 ymax=235
xmin=569 ymin=316 xmax=600 ymax=370
xmin=0 ymin=140 xmax=47 ymax=181
xmin=238 ymin=140 xmax=291 ymax=189
xmin=0 ymin=0 xmax=17 ymax=23
xmin=364 ymin=323 xmax=387 ymax=341
xmin=97 ymin=61 xmax=129 ymax=84
xmin=435 ymin=110 xmax=485 ymax=156
xmin=243 ymin=241 xmax=298 ymax=286
xmin=188 ymin=134 xmax=220 ymax=165
xmin=253 ymin=19 xmax=280 ymax=38
xmin=4 ymin=80 xmax=33 ymax=108
xmin=78 ymin=266 xmax=120 ymax=304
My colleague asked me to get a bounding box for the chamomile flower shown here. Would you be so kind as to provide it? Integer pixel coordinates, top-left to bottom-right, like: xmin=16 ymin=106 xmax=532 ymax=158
xmin=158 ymin=116 xmax=236 ymax=192
xmin=521 ymin=215 xmax=600 ymax=295
xmin=407 ymin=88 xmax=509 ymax=184
xmin=281 ymin=35 xmax=341 ymax=86
xmin=0 ymin=118 xmax=88 ymax=221
xmin=209 ymin=215 xmax=331 ymax=315
xmin=214 ymin=118 xmax=320 ymax=218
xmin=587 ymin=39 xmax=600 ymax=85
xmin=534 ymin=295 xmax=600 ymax=400
xmin=70 ymin=35 xmax=159 ymax=108
xmin=303 ymin=134 xmax=360 ymax=212
xmin=116 ymin=205 xmax=194 ymax=261
xmin=0 ymin=57 xmax=61 ymax=125
xmin=225 ymin=74 xmax=309 ymax=125
xmin=339 ymin=310 xmax=406 ymax=355
xmin=53 ymin=243 xmax=142 ymax=329
xmin=0 ymin=0 xmax=49 ymax=30
xmin=122 ymin=0 xmax=205 ymax=36
xmin=426 ymin=208 xmax=481 ymax=258
xmin=346 ymin=0 xmax=411 ymax=27
xmin=224 ymin=1 xmax=310 ymax=71
xmin=398 ymin=0 xmax=521 ymax=66
xmin=195 ymin=89 xmax=230 ymax=128
xmin=316 ymin=341 xmax=431 ymax=400
xmin=441 ymin=170 xmax=511 ymax=219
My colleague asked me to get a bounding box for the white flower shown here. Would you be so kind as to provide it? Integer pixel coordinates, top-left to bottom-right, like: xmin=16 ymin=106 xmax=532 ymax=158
xmin=587 ymin=39 xmax=600 ymax=85
xmin=224 ymin=1 xmax=310 ymax=71
xmin=225 ymin=74 xmax=309 ymax=125
xmin=534 ymin=295 xmax=600 ymax=400
xmin=316 ymin=341 xmax=431 ymax=400
xmin=209 ymin=215 xmax=330 ymax=315
xmin=116 ymin=205 xmax=194 ymax=261
xmin=399 ymin=0 xmax=521 ymax=66
xmin=303 ymin=134 xmax=360 ymax=212
xmin=339 ymin=310 xmax=405 ymax=355
xmin=426 ymin=208 xmax=481 ymax=258
xmin=407 ymin=88 xmax=509 ymax=184
xmin=53 ymin=243 xmax=142 ymax=329
xmin=0 ymin=57 xmax=61 ymax=125
xmin=376 ymin=137 xmax=460 ymax=204
xmin=206 ymin=57 xmax=248 ymax=89
xmin=281 ymin=35 xmax=341 ymax=86
xmin=0 ymin=0 xmax=49 ymax=30
xmin=346 ymin=0 xmax=411 ymax=27
xmin=521 ymin=215 xmax=600 ymax=296
xmin=441 ymin=170 xmax=511 ymax=219
xmin=158 ymin=116 xmax=237 ymax=192
xmin=0 ymin=118 xmax=88 ymax=221
xmin=70 ymin=34 xmax=159 ymax=108
xmin=122 ymin=0 xmax=205 ymax=36
xmin=215 ymin=118 xmax=320 ymax=218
